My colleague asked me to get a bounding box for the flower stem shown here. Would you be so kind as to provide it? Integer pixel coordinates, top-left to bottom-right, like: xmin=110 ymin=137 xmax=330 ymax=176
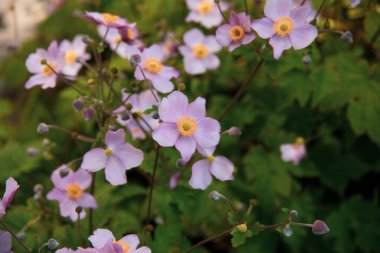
xmin=218 ymin=58 xmax=264 ymax=121
xmin=88 ymin=173 xmax=96 ymax=235
xmin=184 ymin=227 xmax=233 ymax=253
xmin=146 ymin=145 xmax=160 ymax=225
xmin=77 ymin=212 xmax=83 ymax=245
xmin=0 ymin=220 xmax=31 ymax=253
xmin=216 ymin=1 xmax=229 ymax=23
xmin=243 ymin=0 xmax=249 ymax=13
xmin=313 ymin=0 xmax=327 ymax=21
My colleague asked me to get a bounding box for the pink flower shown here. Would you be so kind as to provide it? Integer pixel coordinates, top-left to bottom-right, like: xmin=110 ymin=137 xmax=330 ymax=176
xmin=251 ymin=0 xmax=318 ymax=59
xmin=56 ymin=248 xmax=99 ymax=253
xmin=25 ymin=41 xmax=65 ymax=89
xmin=291 ymin=0 xmax=316 ymax=22
xmin=84 ymin=12 xmax=127 ymax=28
xmin=59 ymin=35 xmax=91 ymax=77
xmin=47 ymin=166 xmax=97 ymax=221
xmin=280 ymin=137 xmax=306 ymax=165
xmin=189 ymin=147 xmax=234 ymax=190
xmin=114 ymin=90 xmax=160 ymax=140
xmin=185 ymin=0 xmax=229 ymax=28
xmin=216 ymin=12 xmax=256 ymax=52
xmin=81 ymin=129 xmax=144 ymax=185
xmin=169 ymin=172 xmax=181 ymax=189
xmin=152 ymin=91 xmax=221 ymax=163
xmin=351 ymin=0 xmax=360 ymax=7
xmin=127 ymin=45 xmax=179 ymax=93
xmin=89 ymin=229 xmax=151 ymax=253
xmin=0 ymin=177 xmax=19 ymax=217
xmin=0 ymin=230 xmax=12 ymax=253
xmin=179 ymin=28 xmax=221 ymax=75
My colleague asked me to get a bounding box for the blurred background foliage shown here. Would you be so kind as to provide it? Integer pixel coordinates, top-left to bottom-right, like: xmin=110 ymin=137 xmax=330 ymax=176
xmin=0 ymin=0 xmax=379 ymax=252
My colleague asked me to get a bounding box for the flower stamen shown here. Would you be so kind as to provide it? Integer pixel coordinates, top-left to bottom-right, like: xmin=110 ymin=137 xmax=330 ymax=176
xmin=197 ymin=0 xmax=214 ymax=15
xmin=193 ymin=44 xmax=209 ymax=59
xmin=66 ymin=183 xmax=83 ymax=200
xmin=143 ymin=58 xmax=163 ymax=73
xmin=177 ymin=116 xmax=197 ymax=136
xmin=102 ymin=13 xmax=119 ymax=24
xmin=65 ymin=50 xmax=77 ymax=65
xmin=113 ymin=240 xmax=130 ymax=253
xmin=273 ymin=16 xmax=294 ymax=36
xmin=230 ymin=26 xmax=245 ymax=41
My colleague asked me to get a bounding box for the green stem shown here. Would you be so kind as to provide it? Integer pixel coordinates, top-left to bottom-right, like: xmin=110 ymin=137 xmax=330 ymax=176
xmin=146 ymin=145 xmax=160 ymax=226
xmin=184 ymin=227 xmax=233 ymax=253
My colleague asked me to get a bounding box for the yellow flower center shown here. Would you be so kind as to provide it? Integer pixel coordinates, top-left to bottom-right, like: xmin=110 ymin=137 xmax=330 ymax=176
xmin=144 ymin=58 xmax=163 ymax=73
xmin=102 ymin=13 xmax=120 ymax=24
xmin=114 ymin=36 xmax=122 ymax=44
xmin=274 ymin=16 xmax=294 ymax=36
xmin=230 ymin=26 xmax=245 ymax=41
xmin=207 ymin=155 xmax=215 ymax=162
xmin=193 ymin=44 xmax=209 ymax=59
xmin=295 ymin=137 xmax=304 ymax=144
xmin=42 ymin=63 xmax=55 ymax=76
xmin=126 ymin=28 xmax=136 ymax=40
xmin=66 ymin=183 xmax=83 ymax=200
xmin=104 ymin=149 xmax=113 ymax=156
xmin=113 ymin=241 xmax=130 ymax=253
xmin=65 ymin=50 xmax=77 ymax=64
xmin=177 ymin=116 xmax=197 ymax=136
xmin=197 ymin=0 xmax=214 ymax=15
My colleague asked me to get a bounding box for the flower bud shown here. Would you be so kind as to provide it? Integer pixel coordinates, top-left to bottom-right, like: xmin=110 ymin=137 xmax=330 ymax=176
xmin=175 ymin=159 xmax=185 ymax=168
xmin=209 ymin=190 xmax=222 ymax=201
xmin=237 ymin=224 xmax=247 ymax=232
xmin=81 ymin=35 xmax=92 ymax=44
xmin=125 ymin=103 xmax=133 ymax=111
xmin=17 ymin=231 xmax=25 ymax=241
xmin=289 ymin=210 xmax=298 ymax=220
xmin=302 ymin=54 xmax=312 ymax=65
xmin=75 ymin=206 xmax=83 ymax=213
xmin=151 ymin=111 xmax=159 ymax=120
xmin=227 ymin=127 xmax=241 ymax=136
xmin=169 ymin=172 xmax=181 ymax=189
xmin=283 ymin=225 xmax=293 ymax=237
xmin=33 ymin=184 xmax=43 ymax=193
xmin=72 ymin=99 xmax=84 ymax=112
xmin=82 ymin=107 xmax=94 ymax=121
xmin=40 ymin=59 xmax=47 ymax=65
xmin=47 ymin=238 xmax=59 ymax=250
xmin=42 ymin=138 xmax=50 ymax=146
xmin=59 ymin=167 xmax=70 ymax=178
xmin=111 ymin=67 xmax=118 ymax=75
xmin=34 ymin=193 xmax=41 ymax=201
xmin=177 ymin=82 xmax=186 ymax=91
xmin=27 ymin=147 xmax=39 ymax=157
xmin=312 ymin=220 xmax=330 ymax=235
xmin=37 ymin=123 xmax=49 ymax=134
xmin=341 ymin=31 xmax=353 ymax=43
xmin=130 ymin=54 xmax=141 ymax=68
xmin=120 ymin=111 xmax=130 ymax=121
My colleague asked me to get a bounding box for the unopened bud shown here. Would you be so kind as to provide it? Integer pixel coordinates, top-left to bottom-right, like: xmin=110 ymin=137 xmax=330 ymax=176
xmin=82 ymin=107 xmax=94 ymax=121
xmin=341 ymin=31 xmax=353 ymax=43
xmin=177 ymin=82 xmax=186 ymax=91
xmin=151 ymin=111 xmax=159 ymax=120
xmin=37 ymin=123 xmax=49 ymax=134
xmin=34 ymin=193 xmax=41 ymax=201
xmin=42 ymin=138 xmax=50 ymax=146
xmin=72 ymin=99 xmax=84 ymax=112
xmin=125 ymin=103 xmax=133 ymax=110
xmin=312 ymin=220 xmax=330 ymax=235
xmin=33 ymin=184 xmax=43 ymax=193
xmin=81 ymin=35 xmax=92 ymax=44
xmin=145 ymin=224 xmax=154 ymax=232
xmin=47 ymin=238 xmax=59 ymax=250
xmin=16 ymin=231 xmax=25 ymax=241
xmin=111 ymin=67 xmax=118 ymax=75
xmin=283 ymin=225 xmax=293 ymax=237
xmin=209 ymin=190 xmax=222 ymax=201
xmin=169 ymin=172 xmax=181 ymax=189
xmin=130 ymin=54 xmax=141 ymax=68
xmin=249 ymin=199 xmax=257 ymax=206
xmin=27 ymin=147 xmax=39 ymax=157
xmin=75 ymin=206 xmax=83 ymax=213
xmin=227 ymin=127 xmax=241 ymax=136
xmin=237 ymin=224 xmax=247 ymax=232
xmin=289 ymin=210 xmax=298 ymax=220
xmin=120 ymin=111 xmax=130 ymax=121
xmin=59 ymin=167 xmax=70 ymax=178
xmin=302 ymin=54 xmax=311 ymax=65
xmin=175 ymin=159 xmax=185 ymax=168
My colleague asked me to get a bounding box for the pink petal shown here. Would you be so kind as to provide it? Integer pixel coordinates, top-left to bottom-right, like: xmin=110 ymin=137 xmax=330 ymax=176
xmin=150 ymin=76 xmax=175 ymax=93
xmin=51 ymin=166 xmax=74 ymax=190
xmin=105 ymin=157 xmax=127 ymax=185
xmin=184 ymin=28 xmax=205 ymax=47
xmin=184 ymin=57 xmax=206 ymax=75
xmin=202 ymin=54 xmax=220 ymax=70
xmin=289 ymin=24 xmax=318 ymax=50
xmin=269 ymin=35 xmax=292 ymax=60
xmin=204 ymin=36 xmax=222 ymax=53
xmin=46 ymin=188 xmax=66 ymax=202
xmin=105 ymin=129 xmax=126 ymax=150
xmin=113 ymin=143 xmax=144 ymax=170
xmin=59 ymin=198 xmax=77 ymax=217
xmin=142 ymin=45 xmax=164 ymax=61
xmin=216 ymin=24 xmax=232 ymax=47
xmin=152 ymin=123 xmax=179 ymax=147
xmin=158 ymin=91 xmax=188 ymax=123
xmin=189 ymin=160 xmax=212 ymax=190
xmin=186 ymin=97 xmax=206 ymax=120
xmin=134 ymin=247 xmax=152 ymax=253
xmin=194 ymin=118 xmax=221 ymax=148
xmin=264 ymin=0 xmax=292 ymax=20
xmin=89 ymin=229 xmax=115 ymax=249
xmin=77 ymin=192 xmax=97 ymax=209
xmin=0 ymin=231 xmax=12 ymax=252
xmin=210 ymin=156 xmax=234 ymax=181
xmin=73 ymin=169 xmax=92 ymax=189
xmin=81 ymin=148 xmax=107 ymax=172
xmin=251 ymin=18 xmax=275 ymax=39
xmin=159 ymin=66 xmax=180 ymax=79
xmin=175 ymin=136 xmax=196 ymax=163
xmin=120 ymin=234 xmax=140 ymax=250
xmin=25 ymin=53 xmax=43 ymax=73
xmin=2 ymin=177 xmax=19 ymax=208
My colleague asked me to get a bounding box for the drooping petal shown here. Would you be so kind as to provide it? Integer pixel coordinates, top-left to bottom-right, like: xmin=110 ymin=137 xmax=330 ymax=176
xmin=1 ymin=177 xmax=19 ymax=208
xmin=152 ymin=123 xmax=179 ymax=147
xmin=189 ymin=160 xmax=212 ymax=190
xmin=81 ymin=148 xmax=107 ymax=172
xmin=158 ymin=91 xmax=188 ymax=123
xmin=269 ymin=35 xmax=292 ymax=60
xmin=289 ymin=24 xmax=318 ymax=50
xmin=194 ymin=118 xmax=221 ymax=148
xmin=175 ymin=136 xmax=196 ymax=163
xmin=89 ymin=229 xmax=115 ymax=249
xmin=251 ymin=18 xmax=275 ymax=39
xmin=210 ymin=156 xmax=234 ymax=181
xmin=104 ymin=157 xmax=128 ymax=185
xmin=24 ymin=74 xmax=50 ymax=89
xmin=186 ymin=97 xmax=206 ymax=120
xmin=120 ymin=234 xmax=140 ymax=250
xmin=113 ymin=143 xmax=144 ymax=170
xmin=264 ymin=0 xmax=292 ymax=20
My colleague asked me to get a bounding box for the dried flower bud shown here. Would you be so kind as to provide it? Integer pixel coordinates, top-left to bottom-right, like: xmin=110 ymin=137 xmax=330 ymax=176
xmin=47 ymin=238 xmax=59 ymax=250
xmin=209 ymin=190 xmax=223 ymax=201
xmin=27 ymin=147 xmax=39 ymax=157
xmin=289 ymin=210 xmax=298 ymax=220
xmin=145 ymin=224 xmax=154 ymax=232
xmin=227 ymin=127 xmax=241 ymax=136
xmin=37 ymin=123 xmax=49 ymax=134
xmin=72 ymin=99 xmax=84 ymax=112
xmin=283 ymin=225 xmax=293 ymax=237
xmin=177 ymin=82 xmax=186 ymax=91
xmin=249 ymin=199 xmax=257 ymax=206
xmin=82 ymin=107 xmax=94 ymax=121
xmin=341 ymin=31 xmax=353 ymax=43
xmin=302 ymin=54 xmax=312 ymax=65
xmin=130 ymin=54 xmax=141 ymax=68
xmin=33 ymin=184 xmax=43 ymax=193
xmin=312 ymin=220 xmax=330 ymax=235
xmin=237 ymin=224 xmax=247 ymax=232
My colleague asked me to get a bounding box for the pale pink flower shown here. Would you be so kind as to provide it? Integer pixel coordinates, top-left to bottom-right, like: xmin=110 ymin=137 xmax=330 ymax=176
xmin=0 ymin=177 xmax=19 ymax=217
xmin=280 ymin=137 xmax=306 ymax=165
xmin=185 ymin=0 xmax=229 ymax=28
xmin=84 ymin=12 xmax=127 ymax=28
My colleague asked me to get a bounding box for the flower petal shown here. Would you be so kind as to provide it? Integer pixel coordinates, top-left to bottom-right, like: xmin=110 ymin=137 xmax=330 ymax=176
xmin=264 ymin=0 xmax=292 ymax=20
xmin=175 ymin=136 xmax=196 ymax=163
xmin=158 ymin=91 xmax=188 ymax=123
xmin=186 ymin=97 xmax=206 ymax=120
xmin=216 ymin=24 xmax=232 ymax=47
xmin=73 ymin=169 xmax=92 ymax=189
xmin=150 ymin=76 xmax=175 ymax=93
xmin=77 ymin=192 xmax=97 ymax=209
xmin=120 ymin=234 xmax=140 ymax=250
xmin=194 ymin=118 xmax=221 ymax=148
xmin=89 ymin=229 xmax=115 ymax=249
xmin=184 ymin=57 xmax=206 ymax=75
xmin=152 ymin=123 xmax=179 ymax=147
xmin=269 ymin=35 xmax=292 ymax=60
xmin=202 ymin=54 xmax=220 ymax=70
xmin=189 ymin=159 xmax=212 ymax=190
xmin=210 ymin=156 xmax=234 ymax=181
xmin=105 ymin=129 xmax=126 ymax=150
xmin=251 ymin=18 xmax=275 ymax=39
xmin=104 ymin=157 xmax=127 ymax=185
xmin=289 ymin=24 xmax=318 ymax=50
xmin=81 ymin=148 xmax=107 ymax=172
xmin=184 ymin=28 xmax=205 ymax=47
xmin=2 ymin=177 xmax=19 ymax=208
xmin=113 ymin=143 xmax=144 ymax=170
